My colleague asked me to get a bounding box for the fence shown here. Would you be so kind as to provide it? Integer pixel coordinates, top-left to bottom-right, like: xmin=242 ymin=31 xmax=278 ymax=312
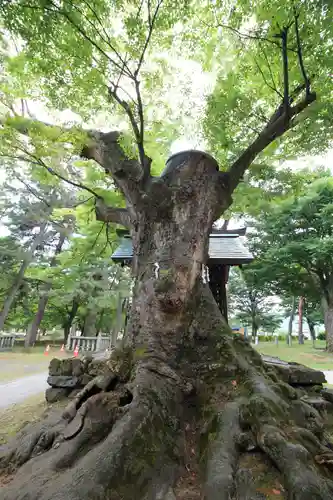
xmin=0 ymin=335 xmax=15 ymax=351
xmin=66 ymin=333 xmax=111 ymax=352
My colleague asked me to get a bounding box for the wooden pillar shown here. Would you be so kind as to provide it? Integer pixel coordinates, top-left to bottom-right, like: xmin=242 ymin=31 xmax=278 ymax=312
xmin=208 ymin=263 xmax=229 ymax=323
xmin=220 ymin=265 xmax=228 ymax=323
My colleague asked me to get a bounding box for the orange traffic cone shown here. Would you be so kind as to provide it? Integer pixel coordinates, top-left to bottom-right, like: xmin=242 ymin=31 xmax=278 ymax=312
xmin=44 ymin=344 xmax=50 ymax=356
xmin=60 ymin=344 xmax=65 ymax=352
xmin=73 ymin=344 xmax=79 ymax=357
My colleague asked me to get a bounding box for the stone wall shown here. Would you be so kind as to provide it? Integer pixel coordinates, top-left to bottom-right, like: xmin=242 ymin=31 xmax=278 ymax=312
xmin=46 ymin=355 xmax=114 ymax=403
xmin=46 ymin=352 xmax=331 ymax=412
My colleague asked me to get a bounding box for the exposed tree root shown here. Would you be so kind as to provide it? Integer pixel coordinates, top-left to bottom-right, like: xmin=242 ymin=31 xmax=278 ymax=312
xmin=2 ymin=293 xmax=333 ymax=499
xmin=0 ymin=358 xmax=185 ymax=500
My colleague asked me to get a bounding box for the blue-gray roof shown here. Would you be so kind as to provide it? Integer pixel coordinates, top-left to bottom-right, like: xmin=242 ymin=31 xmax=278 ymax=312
xmin=112 ymin=237 xmax=133 ymax=261
xmin=112 ymin=234 xmax=253 ymax=265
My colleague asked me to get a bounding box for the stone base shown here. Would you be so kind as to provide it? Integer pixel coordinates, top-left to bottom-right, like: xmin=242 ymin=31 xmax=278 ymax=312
xmin=45 ymin=387 xmax=70 ymax=404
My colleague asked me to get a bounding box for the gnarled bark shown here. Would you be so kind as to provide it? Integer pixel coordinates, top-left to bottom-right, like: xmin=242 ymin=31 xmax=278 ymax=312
xmin=1 ymin=153 xmax=333 ymax=500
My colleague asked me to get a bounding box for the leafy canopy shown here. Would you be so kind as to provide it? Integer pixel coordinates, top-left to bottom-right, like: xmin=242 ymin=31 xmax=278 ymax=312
xmin=204 ymin=0 xmax=333 ymax=166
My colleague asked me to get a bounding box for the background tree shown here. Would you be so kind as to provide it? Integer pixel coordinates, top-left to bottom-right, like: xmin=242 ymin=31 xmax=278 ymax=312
xmin=303 ymin=298 xmax=323 ymax=345
xmin=24 ymin=223 xmax=70 ymax=346
xmin=228 ymin=267 xmax=279 ymax=338
xmin=252 ymin=178 xmax=333 ymax=350
xmin=0 ymin=160 xmax=130 ymax=339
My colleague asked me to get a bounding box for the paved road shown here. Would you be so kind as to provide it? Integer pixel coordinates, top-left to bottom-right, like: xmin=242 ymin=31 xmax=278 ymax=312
xmin=324 ymin=371 xmax=333 ymax=385
xmin=0 ymin=371 xmax=48 ymax=409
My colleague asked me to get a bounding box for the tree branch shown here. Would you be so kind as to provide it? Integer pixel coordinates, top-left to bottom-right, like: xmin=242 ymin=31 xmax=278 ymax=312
xmin=21 ymin=2 xmax=133 ymax=78
xmin=216 ymin=23 xmax=296 ymax=53
xmin=1 ymin=150 xmax=102 ymax=199
xmin=280 ymin=27 xmax=290 ymax=117
xmin=2 ymin=118 xmax=145 ymax=214
xmin=135 ymin=0 xmax=163 ymax=78
xmin=253 ymin=56 xmax=282 ymax=97
xmin=260 ymin=44 xmax=282 ymax=98
xmin=294 ymin=9 xmax=310 ymax=96
xmin=78 ymin=0 xmax=133 ymax=76
xmin=227 ymin=89 xmax=315 ymax=193
xmin=82 ymin=130 xmax=147 ymax=212
xmin=15 ymin=0 xmax=157 ymax=185
xmin=108 ymin=0 xmax=162 ymax=180
xmin=227 ymin=21 xmax=316 ymax=194
xmin=95 ymin=198 xmax=131 ymax=228
xmin=12 ymin=173 xmax=51 ymax=208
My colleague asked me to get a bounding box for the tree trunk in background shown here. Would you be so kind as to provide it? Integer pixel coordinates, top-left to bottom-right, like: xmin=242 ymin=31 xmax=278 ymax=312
xmin=82 ymin=308 xmax=98 ymax=336
xmin=323 ymin=299 xmax=333 ymax=352
xmin=96 ymin=310 xmax=105 ymax=335
xmin=25 ymin=232 xmax=66 ymax=347
xmin=251 ymin=311 xmax=258 ymax=341
xmin=0 ymin=222 xmax=48 ymax=332
xmin=3 ymin=153 xmax=333 ymax=499
xmin=307 ymin=317 xmax=316 ymax=347
xmin=298 ymin=296 xmax=304 ymax=345
xmin=62 ymin=301 xmax=79 ymax=344
xmin=112 ymin=293 xmax=123 ymax=347
xmin=82 ymin=272 xmax=104 ymax=337
xmin=63 ymin=324 xmax=72 ymax=345
xmin=287 ymin=295 xmax=296 ymax=346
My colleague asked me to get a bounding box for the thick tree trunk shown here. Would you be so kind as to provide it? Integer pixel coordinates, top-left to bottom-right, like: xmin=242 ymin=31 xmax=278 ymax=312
xmin=0 ymin=223 xmax=48 ymax=332
xmin=287 ymin=295 xmax=296 ymax=346
xmin=307 ymin=317 xmax=316 ymax=347
xmin=25 ymin=233 xmax=66 ymax=347
xmin=1 ymin=153 xmax=333 ymax=499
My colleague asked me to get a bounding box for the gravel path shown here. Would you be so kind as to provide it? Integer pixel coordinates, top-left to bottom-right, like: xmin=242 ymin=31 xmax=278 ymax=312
xmin=0 ymin=372 xmax=48 ymax=409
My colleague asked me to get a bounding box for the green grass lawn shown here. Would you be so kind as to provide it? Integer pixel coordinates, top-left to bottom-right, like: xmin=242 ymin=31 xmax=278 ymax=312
xmin=254 ymin=339 xmax=333 ymax=371
xmin=0 ymin=393 xmax=46 ymax=444
xmin=0 ymin=393 xmax=68 ymax=445
xmin=0 ymin=346 xmax=70 ymax=382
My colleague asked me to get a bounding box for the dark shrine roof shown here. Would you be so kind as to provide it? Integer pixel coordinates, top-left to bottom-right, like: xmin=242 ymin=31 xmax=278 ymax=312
xmin=112 ymin=232 xmax=253 ymax=265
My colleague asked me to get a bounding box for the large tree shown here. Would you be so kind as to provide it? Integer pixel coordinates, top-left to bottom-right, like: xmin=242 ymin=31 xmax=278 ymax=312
xmin=1 ymin=1 xmax=333 ymax=499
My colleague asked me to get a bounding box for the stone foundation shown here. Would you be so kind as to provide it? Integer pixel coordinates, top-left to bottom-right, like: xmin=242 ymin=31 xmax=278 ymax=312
xmin=46 ymin=354 xmax=114 ymax=403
